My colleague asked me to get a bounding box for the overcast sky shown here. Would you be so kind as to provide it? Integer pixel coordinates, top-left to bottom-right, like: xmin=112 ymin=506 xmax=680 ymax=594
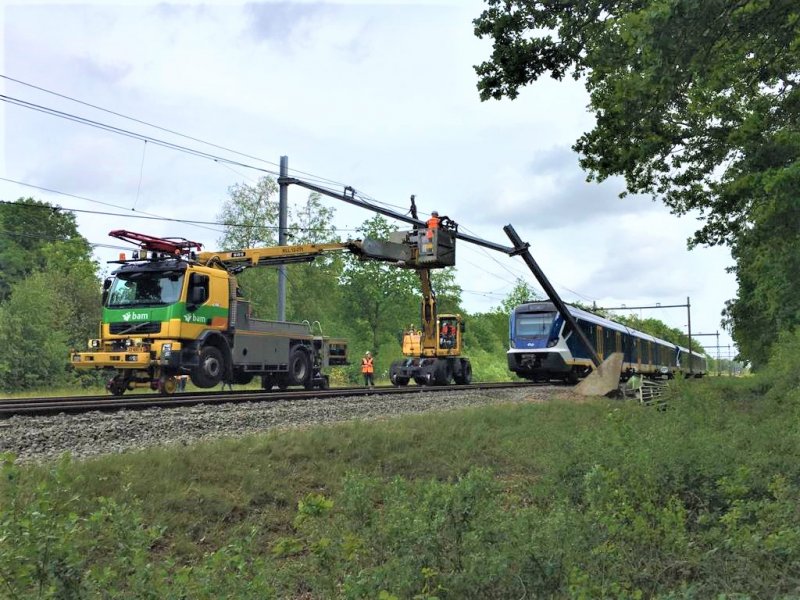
xmin=1 ymin=0 xmax=738 ymax=358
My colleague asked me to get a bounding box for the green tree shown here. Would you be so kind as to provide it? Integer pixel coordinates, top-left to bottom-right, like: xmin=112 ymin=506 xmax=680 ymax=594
xmin=474 ymin=0 xmax=800 ymax=247
xmin=285 ymin=193 xmax=347 ymax=329
xmin=473 ymin=0 xmax=800 ymax=366
xmin=722 ymin=200 xmax=800 ymax=369
xmin=0 ymin=198 xmax=94 ymax=301
xmin=215 ymin=177 xmax=279 ymax=250
xmin=498 ymin=278 xmax=542 ymax=315
xmin=0 ymin=272 xmax=72 ymax=390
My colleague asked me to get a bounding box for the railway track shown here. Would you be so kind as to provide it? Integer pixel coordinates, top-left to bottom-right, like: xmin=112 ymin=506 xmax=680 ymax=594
xmin=0 ymin=381 xmax=548 ymax=418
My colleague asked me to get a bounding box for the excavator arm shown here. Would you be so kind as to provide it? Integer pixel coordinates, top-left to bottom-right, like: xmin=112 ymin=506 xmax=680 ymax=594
xmin=418 ymin=269 xmax=438 ymax=352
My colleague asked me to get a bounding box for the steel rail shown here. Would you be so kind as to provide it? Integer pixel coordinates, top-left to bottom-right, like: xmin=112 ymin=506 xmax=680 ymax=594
xmin=0 ymin=381 xmax=551 ymax=418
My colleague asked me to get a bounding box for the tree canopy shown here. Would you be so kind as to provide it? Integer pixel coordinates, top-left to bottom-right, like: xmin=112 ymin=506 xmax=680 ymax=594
xmin=474 ymin=0 xmax=800 ymax=367
xmin=474 ymin=0 xmax=800 ymax=248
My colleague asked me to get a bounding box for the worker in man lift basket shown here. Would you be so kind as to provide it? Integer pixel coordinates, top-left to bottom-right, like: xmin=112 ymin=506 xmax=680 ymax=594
xmin=426 ymin=210 xmax=440 ymax=239
xmin=361 ymin=351 xmax=375 ymax=388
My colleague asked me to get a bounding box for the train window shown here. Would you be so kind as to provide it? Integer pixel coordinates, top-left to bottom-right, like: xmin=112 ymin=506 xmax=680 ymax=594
xmin=515 ymin=312 xmax=556 ymax=336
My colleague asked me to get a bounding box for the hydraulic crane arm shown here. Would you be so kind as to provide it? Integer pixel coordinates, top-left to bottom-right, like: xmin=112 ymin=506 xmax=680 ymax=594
xmin=197 ymin=241 xmax=365 ymax=272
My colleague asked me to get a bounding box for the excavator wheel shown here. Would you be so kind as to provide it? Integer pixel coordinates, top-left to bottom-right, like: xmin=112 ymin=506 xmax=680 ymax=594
xmin=453 ymin=361 xmax=472 ymax=385
xmin=391 ymin=372 xmax=409 ymax=386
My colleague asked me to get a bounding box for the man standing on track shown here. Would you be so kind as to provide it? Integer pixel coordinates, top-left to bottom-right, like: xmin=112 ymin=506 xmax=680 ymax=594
xmin=361 ymin=351 xmax=375 ymax=388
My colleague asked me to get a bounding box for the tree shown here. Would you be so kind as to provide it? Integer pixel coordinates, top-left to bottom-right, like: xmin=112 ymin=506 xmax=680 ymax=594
xmin=215 ymin=177 xmax=279 ymax=250
xmin=0 ymin=272 xmax=71 ymax=391
xmin=285 ymin=193 xmax=347 ymax=328
xmin=473 ymin=0 xmax=800 ymax=247
xmin=473 ymin=0 xmax=800 ymax=366
xmin=0 ymin=198 xmax=94 ymax=301
xmin=497 ymin=278 xmax=542 ymax=315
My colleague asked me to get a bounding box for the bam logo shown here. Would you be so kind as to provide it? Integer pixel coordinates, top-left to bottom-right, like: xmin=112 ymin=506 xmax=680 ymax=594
xmin=122 ymin=311 xmax=150 ymax=321
xmin=183 ymin=313 xmax=207 ymax=324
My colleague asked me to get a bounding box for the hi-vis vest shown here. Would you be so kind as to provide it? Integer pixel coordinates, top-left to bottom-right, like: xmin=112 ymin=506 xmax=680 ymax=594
xmin=361 ymin=356 xmax=374 ymax=374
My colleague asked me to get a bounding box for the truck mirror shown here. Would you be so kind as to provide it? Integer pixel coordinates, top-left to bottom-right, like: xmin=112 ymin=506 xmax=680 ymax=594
xmin=188 ymin=286 xmax=207 ymax=308
xmin=101 ymin=277 xmax=113 ymax=305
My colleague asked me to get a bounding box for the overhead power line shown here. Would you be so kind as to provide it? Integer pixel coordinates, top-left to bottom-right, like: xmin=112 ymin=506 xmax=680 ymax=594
xmin=1 ymin=73 xmax=363 ymax=191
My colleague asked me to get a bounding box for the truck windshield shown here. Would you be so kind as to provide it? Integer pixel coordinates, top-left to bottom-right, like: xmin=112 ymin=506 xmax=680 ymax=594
xmin=106 ymin=270 xmax=185 ymax=308
xmin=515 ymin=312 xmax=556 ymax=337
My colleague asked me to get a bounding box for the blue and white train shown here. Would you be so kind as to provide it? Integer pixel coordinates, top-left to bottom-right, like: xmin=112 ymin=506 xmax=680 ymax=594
xmin=507 ymin=301 xmax=707 ymax=382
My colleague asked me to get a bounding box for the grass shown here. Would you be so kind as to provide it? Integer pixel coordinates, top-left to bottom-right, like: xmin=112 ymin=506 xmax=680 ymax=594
xmin=2 ymin=374 xmax=799 ymax=597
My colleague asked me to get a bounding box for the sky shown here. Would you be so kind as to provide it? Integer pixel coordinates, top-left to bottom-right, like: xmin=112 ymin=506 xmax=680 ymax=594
xmin=1 ymin=0 xmax=738 ymax=359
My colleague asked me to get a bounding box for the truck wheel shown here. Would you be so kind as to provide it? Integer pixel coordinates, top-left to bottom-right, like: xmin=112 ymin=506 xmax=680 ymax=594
xmin=191 ymin=345 xmax=224 ymax=388
xmin=288 ymin=348 xmax=311 ymax=387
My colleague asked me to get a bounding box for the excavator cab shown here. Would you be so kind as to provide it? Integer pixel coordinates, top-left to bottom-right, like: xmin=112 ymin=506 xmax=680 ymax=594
xmin=437 ymin=316 xmax=461 ymax=353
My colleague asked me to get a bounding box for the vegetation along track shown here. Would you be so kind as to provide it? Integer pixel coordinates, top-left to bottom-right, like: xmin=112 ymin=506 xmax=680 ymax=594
xmin=0 ymin=383 xmax=567 ymax=464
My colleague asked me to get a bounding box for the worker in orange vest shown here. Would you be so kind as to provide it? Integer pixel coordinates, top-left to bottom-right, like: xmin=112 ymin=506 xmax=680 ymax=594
xmin=361 ymin=351 xmax=375 ymax=388
xmin=426 ymin=210 xmax=440 ymax=239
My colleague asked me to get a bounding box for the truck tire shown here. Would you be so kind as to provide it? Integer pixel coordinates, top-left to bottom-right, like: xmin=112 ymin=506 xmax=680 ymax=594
xmin=288 ymin=348 xmax=311 ymax=387
xmin=191 ymin=345 xmax=225 ymax=388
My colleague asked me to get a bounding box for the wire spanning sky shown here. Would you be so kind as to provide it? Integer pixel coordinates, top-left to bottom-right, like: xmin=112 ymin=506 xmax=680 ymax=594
xmin=0 ymin=0 xmax=738 ymax=352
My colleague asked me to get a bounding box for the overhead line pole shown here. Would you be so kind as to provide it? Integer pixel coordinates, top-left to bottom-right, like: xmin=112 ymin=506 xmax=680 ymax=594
xmin=694 ymin=331 xmax=721 ymax=375
xmin=277 ymin=156 xmax=289 ymax=321
xmin=599 ymin=298 xmax=695 ymax=375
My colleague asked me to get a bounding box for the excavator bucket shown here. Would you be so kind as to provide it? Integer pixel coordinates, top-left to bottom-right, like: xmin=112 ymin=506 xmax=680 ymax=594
xmin=575 ymin=352 xmax=624 ymax=397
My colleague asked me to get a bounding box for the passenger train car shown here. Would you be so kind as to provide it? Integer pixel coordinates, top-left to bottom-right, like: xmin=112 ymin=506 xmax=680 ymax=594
xmin=507 ymin=301 xmax=707 ymax=382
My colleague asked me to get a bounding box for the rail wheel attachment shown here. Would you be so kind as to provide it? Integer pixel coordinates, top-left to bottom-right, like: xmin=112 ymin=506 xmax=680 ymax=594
xmin=159 ymin=375 xmax=178 ymax=396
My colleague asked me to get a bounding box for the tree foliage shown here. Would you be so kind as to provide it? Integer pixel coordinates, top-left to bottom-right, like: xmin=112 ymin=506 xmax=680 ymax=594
xmin=0 ymin=199 xmax=100 ymax=391
xmin=474 ymin=0 xmax=800 ymax=248
xmin=474 ymin=0 xmax=800 ymax=366
xmin=0 ymin=198 xmax=94 ymax=301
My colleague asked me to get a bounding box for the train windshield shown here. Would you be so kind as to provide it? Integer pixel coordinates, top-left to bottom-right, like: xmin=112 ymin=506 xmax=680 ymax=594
xmin=515 ymin=312 xmax=556 ymax=337
xmin=106 ymin=270 xmax=185 ymax=308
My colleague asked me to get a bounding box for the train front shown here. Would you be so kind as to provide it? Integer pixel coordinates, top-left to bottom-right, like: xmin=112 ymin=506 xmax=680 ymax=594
xmin=507 ymin=301 xmax=573 ymax=381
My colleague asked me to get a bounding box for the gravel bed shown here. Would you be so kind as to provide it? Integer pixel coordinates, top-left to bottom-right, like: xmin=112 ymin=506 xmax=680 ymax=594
xmin=0 ymin=387 xmax=569 ymax=464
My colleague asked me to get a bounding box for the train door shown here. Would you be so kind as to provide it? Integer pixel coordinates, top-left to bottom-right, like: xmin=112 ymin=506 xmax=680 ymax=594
xmin=597 ymin=326 xmax=604 ymax=358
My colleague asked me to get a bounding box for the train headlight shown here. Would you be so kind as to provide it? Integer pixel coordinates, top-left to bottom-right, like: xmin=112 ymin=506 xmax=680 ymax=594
xmin=125 ymin=338 xmax=133 ymax=347
xmin=547 ymin=339 xmax=558 ymax=348
xmin=162 ymin=343 xmax=172 ymax=357
xmin=88 ymin=339 xmax=100 ymax=349
xmin=125 ymin=354 xmax=138 ymax=362
xmin=510 ymin=340 xmax=516 ymax=349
